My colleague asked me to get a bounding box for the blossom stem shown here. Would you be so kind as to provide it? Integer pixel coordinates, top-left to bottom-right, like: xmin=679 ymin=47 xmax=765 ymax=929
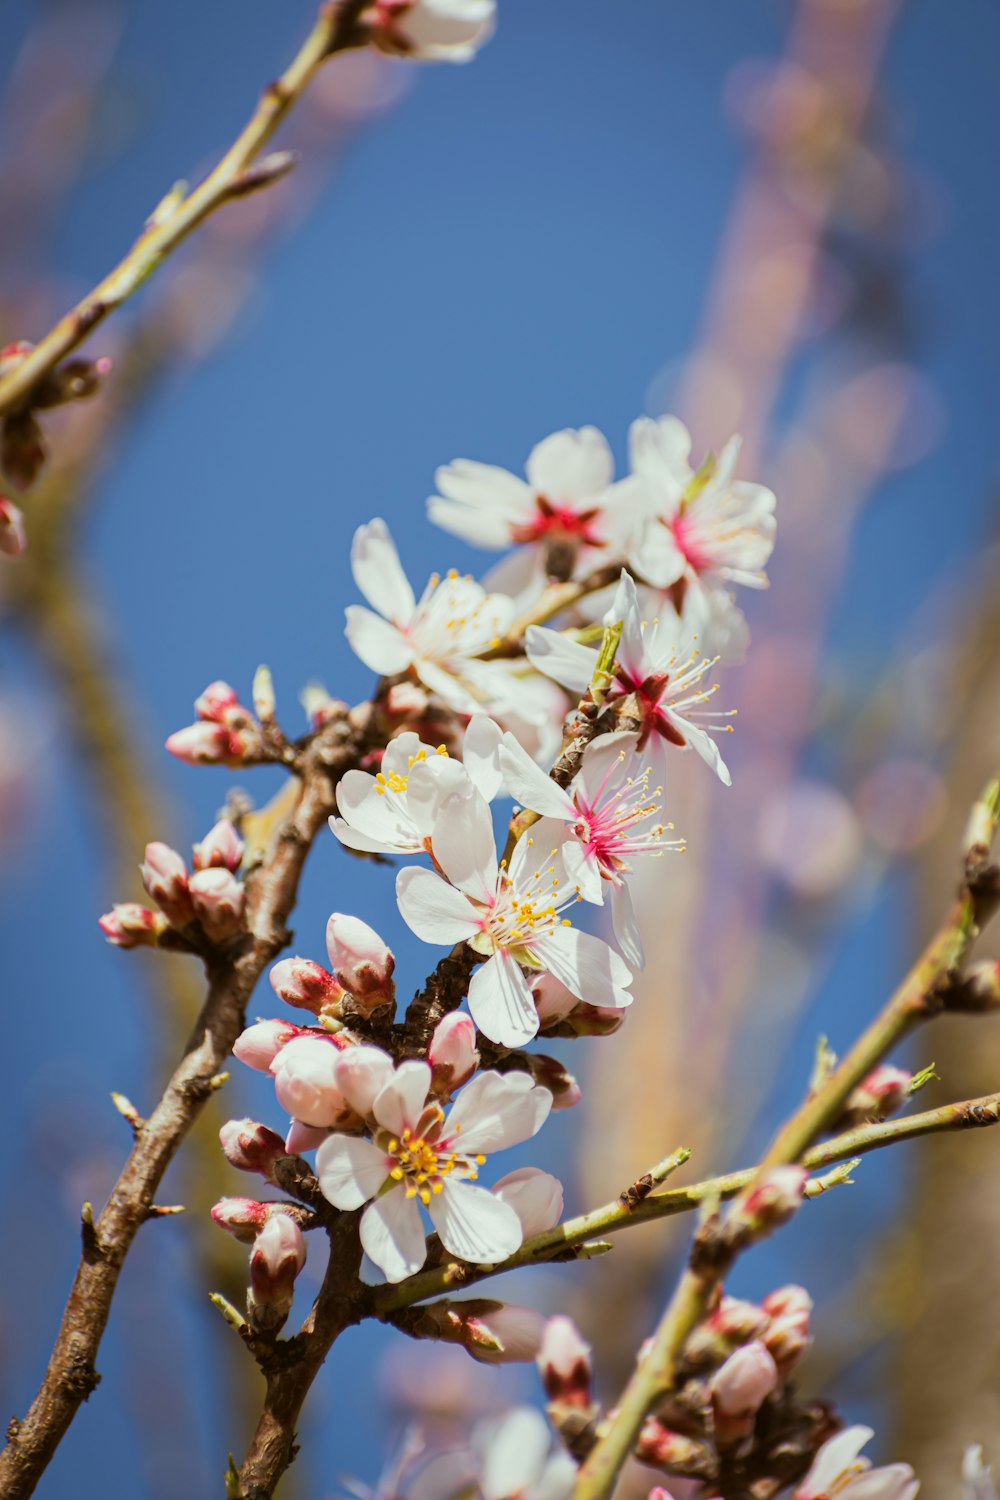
xmin=480 ymin=564 xmax=622 ymax=658
xmin=572 ymin=773 xmax=1000 ymax=1500
xmin=0 ymin=0 xmax=368 ymax=421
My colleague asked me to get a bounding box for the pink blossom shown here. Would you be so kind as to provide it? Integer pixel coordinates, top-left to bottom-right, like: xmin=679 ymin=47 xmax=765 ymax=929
xmin=233 ymin=1019 xmax=304 ymax=1072
xmin=491 ymin=1167 xmax=564 ymax=1238
xmin=189 ymin=867 xmax=244 ymax=941
xmin=710 ymin=1340 xmax=778 ymax=1418
xmin=99 ymin=903 xmax=166 ymax=949
xmin=795 ymin=1426 xmax=918 ymax=1500
xmin=141 ymin=841 xmax=193 ymax=925
xmin=219 ymin=1119 xmax=288 ymax=1182
xmin=428 ymin=1012 xmax=480 ymax=1092
xmin=326 ymin=913 xmax=395 ymax=1009
xmin=538 ymin=1315 xmax=593 ymax=1408
xmin=192 ymin=819 xmax=244 ymax=873
xmin=271 ymin=1035 xmax=352 ymax=1128
xmin=269 ymin=957 xmax=343 ymax=1016
xmin=210 ymin=1196 xmax=270 ymax=1243
xmin=370 ymin=0 xmax=496 ymax=63
xmin=249 ymin=1213 xmax=307 ymax=1314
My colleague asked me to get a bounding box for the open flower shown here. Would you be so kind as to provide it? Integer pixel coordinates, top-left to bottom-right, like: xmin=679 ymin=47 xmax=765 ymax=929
xmin=345 ymin=520 xmax=515 ymax=713
xmin=331 ymin=719 xmax=502 ymax=857
xmin=499 ymin=729 xmax=682 ymax=967
xmin=429 ymin=426 xmax=632 ymax=581
xmin=626 ymin=415 xmax=776 ymax=599
xmin=396 ymin=789 xmax=633 ymax=1047
xmin=315 ymin=1052 xmax=552 ymax=1282
xmin=407 ymin=1406 xmax=576 ymax=1500
xmin=795 ymin=1426 xmax=918 ymax=1500
xmin=527 ymin=570 xmax=733 ymax=787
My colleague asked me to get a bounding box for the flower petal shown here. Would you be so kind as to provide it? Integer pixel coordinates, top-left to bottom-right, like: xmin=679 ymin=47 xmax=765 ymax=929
xmin=351 ymin=518 xmax=415 ymax=623
xmin=525 ymin=426 xmax=613 ymax=499
xmin=430 ymin=788 xmax=499 ymax=901
xmin=396 ymin=866 xmax=481 ymax=944
xmin=474 ymin=1408 xmax=552 ymax=1500
xmin=429 ymin=1177 xmax=523 ymax=1264
xmin=360 ymin=1188 xmax=428 ymax=1283
xmin=500 ymin=733 xmax=574 ymax=819
xmin=444 ymin=1067 xmax=552 ymax=1155
xmin=345 ymin=606 xmax=414 ymax=676
xmin=373 ymin=1060 xmax=432 ymax=1136
xmin=534 ymin=925 xmax=633 ymax=1008
xmin=467 ymin=951 xmax=540 ymax=1048
xmin=334 ymin=1045 xmax=396 ymax=1117
xmin=611 ymin=879 xmax=644 ymax=969
xmin=315 ymin=1134 xmax=391 ymax=1211
xmin=525 ymin=626 xmax=595 ymax=695
xmin=492 ymin=1167 xmax=564 ymax=1237
xmin=463 ymin=714 xmax=505 ymax=801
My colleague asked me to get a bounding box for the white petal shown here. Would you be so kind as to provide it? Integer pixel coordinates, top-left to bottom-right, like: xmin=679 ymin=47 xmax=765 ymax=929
xmin=396 ymin=866 xmax=481 ymax=944
xmin=351 ymin=518 xmax=415 ymax=623
xmin=429 ymin=1178 xmax=523 ymax=1264
xmin=535 ymin=925 xmax=633 ymax=1007
xmin=463 ymin=714 xmax=505 ymax=802
xmin=444 ymin=1067 xmax=551 ymax=1154
xmin=560 ymin=837 xmax=604 ymax=904
xmin=329 ymin=818 xmax=407 ymax=856
xmin=360 ymin=1188 xmax=428 ymax=1283
xmin=405 ymin=757 xmax=472 ymax=839
xmin=608 ymin=570 xmax=647 ymax=680
xmin=628 ymin=414 xmax=691 ymax=509
xmin=434 ymin=457 xmax=531 ymax=517
xmin=525 ymin=627 xmax=595 ymax=695
xmin=492 ymin=1167 xmax=564 ymax=1237
xmin=843 ymin=1468 xmax=919 ymax=1500
xmin=430 ymin=788 xmax=499 ymax=901
xmin=800 ymin=1428 xmax=875 ymax=1499
xmin=426 ymin=497 xmax=516 ymax=550
xmin=670 ymin=716 xmax=732 ymax=786
xmin=467 ymin=951 xmax=540 ymax=1048
xmin=345 ymin=606 xmax=414 ymax=676
xmin=575 ymin=731 xmax=638 ymax=806
xmin=500 ymin=734 xmax=574 ymax=819
xmin=335 ymin=1045 xmax=396 ymax=1117
xmin=315 ymin=1134 xmax=390 ymax=1210
xmin=629 ymin=516 xmax=686 ymax=589
xmin=525 ymin=426 xmax=613 ymax=499
xmin=474 ymin=1409 xmax=551 ymax=1500
xmin=373 ymin=1061 xmax=432 ymax=1136
xmin=611 ymin=880 xmax=645 ymax=969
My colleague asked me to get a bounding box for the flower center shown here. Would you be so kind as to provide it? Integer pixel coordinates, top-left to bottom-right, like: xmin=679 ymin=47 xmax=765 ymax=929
xmin=383 ymin=1110 xmax=484 ymax=1206
xmin=374 ymin=744 xmax=449 ymax=795
xmin=510 ymin=496 xmax=603 ymax=546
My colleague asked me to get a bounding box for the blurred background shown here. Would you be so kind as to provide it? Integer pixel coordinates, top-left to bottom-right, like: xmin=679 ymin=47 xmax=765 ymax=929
xmin=1 ymin=0 xmax=999 ymax=1495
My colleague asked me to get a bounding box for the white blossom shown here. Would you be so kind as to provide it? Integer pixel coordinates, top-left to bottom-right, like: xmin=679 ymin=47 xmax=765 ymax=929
xmin=795 ymin=1426 xmax=918 ymax=1500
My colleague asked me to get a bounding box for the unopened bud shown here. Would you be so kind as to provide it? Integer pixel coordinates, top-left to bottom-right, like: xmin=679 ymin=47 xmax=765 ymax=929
xmin=141 ymin=841 xmax=193 ymax=925
xmin=269 ymin=957 xmax=343 ymax=1017
xmin=492 ymin=1167 xmax=564 ymax=1238
xmin=711 ymin=1340 xmax=778 ymax=1421
xmin=325 ymin=913 xmax=395 ymax=1012
xmin=532 ymin=974 xmax=579 ymax=1027
xmin=636 ymin=1420 xmax=706 ymax=1472
xmin=33 ymin=355 xmax=112 ymax=409
xmin=410 ymin=1298 xmax=545 ymax=1365
xmin=195 ymin=681 xmax=240 ymax=720
xmin=837 ymin=1065 xmax=912 ymax=1129
xmin=189 ymin=867 xmax=244 ymax=941
xmin=99 ymin=903 xmax=167 ymax=948
xmin=685 ymin=1294 xmax=769 ymax=1367
xmin=563 ymin=1001 xmax=626 ymax=1037
xmin=538 ymin=1315 xmax=593 ymax=1408
xmin=211 ymin=1196 xmax=270 ymax=1243
xmin=0 ymin=340 xmax=33 ymax=375
xmin=762 ymin=1284 xmax=813 ymax=1373
xmin=271 ymin=1035 xmax=349 ymax=1128
xmin=948 ymin=960 xmax=1000 ymax=1013
xmin=252 ymin=664 xmax=276 ymax=722
xmin=233 ymin=1018 xmax=304 ymax=1072
xmin=285 ymin=1119 xmax=329 ymax=1154
xmin=192 ymin=819 xmax=244 ymax=873
xmin=0 ymin=497 xmax=26 ymax=558
xmin=249 ymin=1213 xmax=306 ymax=1322
xmin=428 ymin=1012 xmax=479 ymax=1092
xmin=736 ymin=1166 xmax=808 ymax=1238
xmin=301 ymin=681 xmax=346 ymax=728
xmin=525 ymin=1054 xmax=581 ymax=1109
xmin=383 ymin=681 xmax=430 ymax=720
xmin=229 ymin=150 xmax=299 ymax=198
xmin=220 ymin=1119 xmax=288 ymax=1183
xmin=1 ymin=411 xmax=46 ymax=490
xmin=166 ymin=721 xmax=238 ymax=766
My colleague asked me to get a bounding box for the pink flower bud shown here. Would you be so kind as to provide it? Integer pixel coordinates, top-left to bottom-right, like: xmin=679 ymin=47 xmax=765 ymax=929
xmin=563 ymin=1001 xmax=627 ymax=1037
xmin=249 ymin=1213 xmax=306 ymax=1316
xmin=211 ymin=1196 xmax=270 ymax=1243
xmin=685 ymin=1295 xmax=769 ymax=1368
xmin=165 ymin=721 xmax=235 ymax=765
xmin=428 ymin=1012 xmax=479 ymax=1092
xmin=271 ymin=1035 xmax=349 ymax=1127
xmin=492 ymin=1167 xmax=564 ymax=1238
xmin=99 ymin=903 xmax=166 ymax=948
xmin=189 ymin=866 xmax=244 ymax=941
xmin=416 ymin=1298 xmax=544 ymax=1364
xmin=285 ymin=1119 xmax=330 ymax=1154
xmin=325 ymin=913 xmax=395 ymax=1009
xmin=383 ymin=681 xmax=430 ymax=720
xmin=838 ymin=1066 xmax=912 ymax=1129
xmin=531 ymin=973 xmax=578 ymax=1026
xmin=141 ymin=841 xmax=193 ymax=925
xmin=762 ymin=1285 xmax=813 ymax=1373
xmin=195 ymin=681 xmax=240 ymax=721
xmin=0 ymin=497 xmax=26 ymax=558
xmin=737 ymin=1166 xmax=808 ymax=1237
xmin=219 ymin=1119 xmax=288 ymax=1182
xmin=0 ymin=340 xmax=33 ymax=374
xmin=192 ymin=819 xmax=244 ymax=873
xmin=525 ymin=1054 xmax=581 ymax=1109
xmin=269 ymin=957 xmax=343 ymax=1016
xmin=538 ymin=1315 xmax=593 ymax=1408
xmin=711 ymin=1341 xmax=778 ymax=1418
xmin=951 ymin=959 xmax=1000 ymax=1012
xmin=233 ymin=1019 xmax=304 ymax=1072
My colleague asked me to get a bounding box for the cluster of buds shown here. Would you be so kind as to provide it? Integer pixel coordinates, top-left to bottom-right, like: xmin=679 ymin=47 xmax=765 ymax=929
xmin=211 ymin=1198 xmax=308 ymax=1334
xmin=270 ymin=913 xmax=397 ymax=1028
xmin=165 ymin=681 xmax=266 ymax=767
xmin=99 ymin=818 xmax=244 ymax=948
xmin=0 ymin=341 xmax=112 ymax=494
xmin=538 ymin=1316 xmax=596 ymax=1456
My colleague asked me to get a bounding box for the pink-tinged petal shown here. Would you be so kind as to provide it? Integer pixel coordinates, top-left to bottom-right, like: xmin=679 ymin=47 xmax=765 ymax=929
xmin=843 ymin=1469 xmax=918 ymax=1500
xmin=285 ymin=1120 xmax=328 ymax=1154
xmin=535 ymin=925 xmax=633 ymax=1008
xmin=345 ymin=606 xmax=414 ymax=676
xmin=524 ymin=426 xmax=614 ymax=498
xmin=351 ymin=518 xmax=415 ymax=623
xmin=315 ymin=1134 xmax=390 ymax=1211
xmin=524 ymin=626 xmax=595 ymax=695
xmin=560 ymin=838 xmax=604 ymax=904
xmin=500 ymin=734 xmax=574 ymax=819
xmin=611 ymin=880 xmax=644 ymax=969
xmin=395 ymin=866 xmax=481 ymax=945
xmin=334 ymin=1045 xmax=396 ymax=1117
xmin=360 ymin=1187 xmax=428 ymax=1283
xmin=575 ymin=731 xmax=638 ymax=806
xmin=467 ymin=951 xmax=539 ymax=1048
xmin=373 ymin=1060 xmax=432 ymax=1136
xmin=474 ymin=1408 xmax=552 ymax=1500
xmin=798 ymin=1427 xmax=875 ymax=1500
xmin=431 ymin=788 xmax=499 ymax=901
xmin=444 ymin=1068 xmax=552 ymax=1155
xmin=429 ymin=1178 xmax=523 ymax=1264
xmin=492 ymin=1167 xmax=564 ymax=1237
xmin=463 ymin=714 xmax=504 ymax=802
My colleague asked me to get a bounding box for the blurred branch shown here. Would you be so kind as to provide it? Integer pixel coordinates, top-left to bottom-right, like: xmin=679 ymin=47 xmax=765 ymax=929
xmin=0 ymin=0 xmax=368 ymax=421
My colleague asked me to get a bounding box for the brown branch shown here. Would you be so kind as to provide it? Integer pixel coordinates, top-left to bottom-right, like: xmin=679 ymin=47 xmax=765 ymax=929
xmin=0 ymin=710 xmax=373 ymax=1500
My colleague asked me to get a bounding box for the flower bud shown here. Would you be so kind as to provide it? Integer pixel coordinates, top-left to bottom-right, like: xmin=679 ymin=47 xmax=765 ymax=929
xmin=325 ymin=913 xmax=395 ymax=1012
xmin=685 ymin=1295 xmax=769 ymax=1367
xmin=269 ymin=957 xmax=343 ymax=1017
xmin=0 ymin=497 xmax=26 ymax=558
xmin=761 ymin=1285 xmax=813 ymax=1373
xmin=195 ymin=681 xmax=240 ymax=721
xmin=189 ymin=867 xmax=244 ymax=941
xmin=233 ymin=1019 xmax=304 ymax=1072
xmin=636 ymin=1420 xmax=706 ymax=1472
xmin=538 ymin=1316 xmax=593 ymax=1409
xmin=736 ymin=1166 xmax=808 ymax=1239
xmin=99 ymin=903 xmax=167 ymax=948
xmin=837 ymin=1066 xmax=912 ymax=1129
xmin=271 ymin=1035 xmax=349 ymax=1127
xmin=192 ymin=819 xmax=244 ymax=873
xmin=141 ymin=841 xmax=193 ymax=925
xmin=710 ymin=1340 xmax=778 ymax=1419
xmin=211 ymin=1196 xmax=271 ymax=1243
xmin=370 ymin=0 xmax=496 ymax=63
xmin=165 ymin=722 xmax=236 ymax=765
xmin=285 ymin=1119 xmax=330 ymax=1154
xmin=532 ymin=973 xmax=578 ymax=1026
xmin=525 ymin=1054 xmax=581 ymax=1109
xmin=249 ymin=1213 xmax=306 ymax=1323
xmin=410 ymin=1298 xmax=545 ymax=1364
xmin=948 ymin=959 xmax=1000 ymax=1012
xmin=301 ymin=681 xmax=346 ymax=728
xmin=219 ymin=1119 xmax=288 ymax=1183
xmin=492 ymin=1167 xmax=564 ymax=1238
xmin=563 ymin=1001 xmax=627 ymax=1038
xmin=428 ymin=1012 xmax=479 ymax=1092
